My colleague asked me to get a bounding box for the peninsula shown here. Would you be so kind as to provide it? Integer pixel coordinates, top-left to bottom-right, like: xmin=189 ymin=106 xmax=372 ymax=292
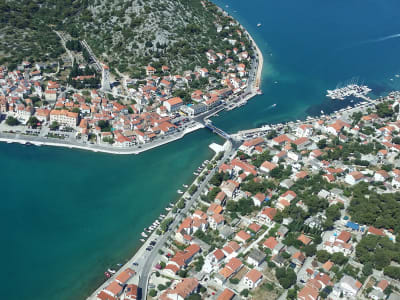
xmin=0 ymin=0 xmax=263 ymax=155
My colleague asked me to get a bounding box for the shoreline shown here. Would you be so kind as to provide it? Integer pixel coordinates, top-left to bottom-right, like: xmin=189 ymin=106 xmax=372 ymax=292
xmin=85 ymin=140 xmax=230 ymax=300
xmin=0 ymin=3 xmax=264 ymax=157
xmin=0 ymin=122 xmax=205 ymax=155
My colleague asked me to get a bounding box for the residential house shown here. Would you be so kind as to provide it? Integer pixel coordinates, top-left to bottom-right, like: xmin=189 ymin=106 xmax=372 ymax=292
xmin=243 ymin=269 xmax=263 ymax=289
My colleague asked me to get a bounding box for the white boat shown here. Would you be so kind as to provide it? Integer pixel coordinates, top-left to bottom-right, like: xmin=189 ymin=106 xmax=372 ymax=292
xmin=272 ymin=104 xmax=277 ymax=107
xmin=107 ymin=269 xmax=116 ymax=274
xmin=257 ymin=23 xmax=262 ymax=27
xmin=193 ymin=172 xmax=199 ymax=175
xmin=140 ymin=239 xmax=145 ymax=242
xmin=177 ymin=189 xmax=183 ymax=194
xmin=321 ymin=110 xmax=324 ymax=114
xmin=141 ymin=232 xmax=148 ymax=238
xmin=165 ymin=207 xmax=172 ymax=211
xmin=183 ymin=184 xmax=188 ymax=188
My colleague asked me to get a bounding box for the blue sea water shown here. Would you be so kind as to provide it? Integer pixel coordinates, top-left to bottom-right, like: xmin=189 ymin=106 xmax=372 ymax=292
xmin=0 ymin=130 xmax=222 ymax=300
xmin=2 ymin=1 xmax=400 ymax=299
xmin=212 ymin=0 xmax=400 ymax=132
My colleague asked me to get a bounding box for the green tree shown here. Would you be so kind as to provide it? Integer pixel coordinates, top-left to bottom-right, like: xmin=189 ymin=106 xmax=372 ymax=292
xmin=316 ymin=250 xmax=331 ymax=263
xmin=49 ymin=121 xmax=59 ymax=130
xmin=187 ymin=294 xmax=201 ymax=300
xmin=331 ymin=252 xmax=348 ymax=265
xmin=5 ymin=116 xmax=19 ymax=126
xmin=27 ymin=116 xmax=40 ymax=128
xmin=240 ymin=289 xmax=249 ymax=297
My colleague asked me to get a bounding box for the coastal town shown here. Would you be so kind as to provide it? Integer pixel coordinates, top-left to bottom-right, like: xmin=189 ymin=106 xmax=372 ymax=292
xmin=88 ymin=89 xmax=400 ymax=300
xmin=0 ymin=6 xmax=261 ymax=154
xmin=2 ymin=1 xmax=400 ymax=300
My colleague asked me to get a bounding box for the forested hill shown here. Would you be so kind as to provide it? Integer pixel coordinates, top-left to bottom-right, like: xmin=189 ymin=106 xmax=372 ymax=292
xmin=0 ymin=0 xmax=250 ymax=76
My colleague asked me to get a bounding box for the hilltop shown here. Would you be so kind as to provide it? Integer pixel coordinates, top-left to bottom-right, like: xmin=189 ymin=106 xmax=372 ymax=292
xmin=0 ymin=0 xmax=253 ymax=77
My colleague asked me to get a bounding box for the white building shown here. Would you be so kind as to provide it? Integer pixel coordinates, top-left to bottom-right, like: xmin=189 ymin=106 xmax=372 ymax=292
xmin=165 ymin=97 xmax=183 ymax=113
xmin=49 ymin=109 xmax=78 ymax=127
xmin=243 ymin=269 xmax=263 ymax=289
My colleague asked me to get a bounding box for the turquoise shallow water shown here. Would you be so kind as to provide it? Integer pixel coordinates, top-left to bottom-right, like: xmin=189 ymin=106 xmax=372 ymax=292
xmin=212 ymin=0 xmax=400 ymax=132
xmin=0 ymin=130 xmax=222 ymax=300
xmin=2 ymin=1 xmax=400 ymax=299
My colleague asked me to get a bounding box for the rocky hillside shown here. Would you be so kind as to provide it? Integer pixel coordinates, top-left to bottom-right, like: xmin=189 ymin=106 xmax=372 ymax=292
xmin=0 ymin=0 xmax=251 ymax=76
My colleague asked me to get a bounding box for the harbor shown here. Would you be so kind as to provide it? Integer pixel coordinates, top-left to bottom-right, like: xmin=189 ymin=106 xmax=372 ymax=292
xmin=326 ymin=83 xmax=372 ymax=100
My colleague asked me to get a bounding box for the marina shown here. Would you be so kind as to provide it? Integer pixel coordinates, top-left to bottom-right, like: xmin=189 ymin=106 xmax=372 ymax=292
xmin=326 ymin=84 xmax=372 ymax=100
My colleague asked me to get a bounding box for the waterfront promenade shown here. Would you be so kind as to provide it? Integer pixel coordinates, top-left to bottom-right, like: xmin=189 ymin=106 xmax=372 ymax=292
xmin=0 ymin=122 xmax=204 ymax=155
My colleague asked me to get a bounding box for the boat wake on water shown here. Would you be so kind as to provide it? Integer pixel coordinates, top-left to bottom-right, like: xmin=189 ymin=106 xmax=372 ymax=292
xmin=262 ymin=103 xmax=277 ymax=112
xmin=338 ymin=33 xmax=400 ymax=51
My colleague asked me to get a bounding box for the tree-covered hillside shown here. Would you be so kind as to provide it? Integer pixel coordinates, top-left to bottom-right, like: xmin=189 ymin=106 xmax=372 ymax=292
xmin=0 ymin=0 xmax=251 ymax=76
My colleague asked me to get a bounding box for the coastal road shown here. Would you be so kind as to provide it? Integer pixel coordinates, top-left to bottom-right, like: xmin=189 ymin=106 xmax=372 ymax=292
xmin=137 ymin=140 xmax=237 ymax=299
xmin=0 ymin=121 xmax=204 ymax=155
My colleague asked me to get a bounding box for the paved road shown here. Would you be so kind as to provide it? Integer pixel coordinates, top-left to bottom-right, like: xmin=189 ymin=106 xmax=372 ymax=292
xmin=137 ymin=141 xmax=236 ymax=299
xmin=0 ymin=121 xmax=203 ymax=155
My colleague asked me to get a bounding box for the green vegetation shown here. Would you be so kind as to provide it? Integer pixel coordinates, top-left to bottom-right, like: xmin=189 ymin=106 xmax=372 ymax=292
xmin=98 ymin=120 xmax=112 ymax=132
xmin=356 ymin=235 xmax=400 ymax=270
xmin=348 ymin=183 xmax=400 ymax=231
xmin=210 ymin=172 xmax=229 ymax=186
xmin=160 ymin=217 xmax=173 ymax=232
xmin=5 ymin=116 xmax=19 ymax=126
xmin=27 ymin=116 xmax=40 ymax=128
xmin=251 ymin=150 xmax=273 ymax=167
xmin=194 ymin=256 xmax=204 ymax=271
xmin=275 ymin=267 xmax=297 ymax=289
xmin=102 ymin=137 xmax=114 ymax=144
xmin=188 ymin=185 xmax=198 ymax=196
xmin=0 ymin=0 xmax=253 ymax=75
xmin=226 ymin=198 xmax=257 ymax=215
xmin=376 ymin=102 xmax=394 ymax=118
xmin=49 ymin=121 xmax=59 ymax=130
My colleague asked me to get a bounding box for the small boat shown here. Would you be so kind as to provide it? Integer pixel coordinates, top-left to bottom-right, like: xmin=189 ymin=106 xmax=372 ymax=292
xmin=141 ymin=232 xmax=148 ymax=238
xmin=257 ymin=23 xmax=262 ymax=27
xmin=183 ymin=184 xmax=188 ymax=188
xmin=321 ymin=110 xmax=324 ymax=114
xmin=272 ymin=104 xmax=277 ymax=107
xmin=105 ymin=272 xmax=111 ymax=278
xmin=108 ymin=269 xmax=116 ymax=274
xmin=117 ymin=263 xmax=123 ymax=267
xmin=177 ymin=189 xmax=183 ymax=194
xmin=274 ymin=81 xmax=278 ymax=84
xmin=193 ymin=172 xmax=199 ymax=175
xmin=140 ymin=239 xmax=145 ymax=242
xmin=165 ymin=207 xmax=172 ymax=211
